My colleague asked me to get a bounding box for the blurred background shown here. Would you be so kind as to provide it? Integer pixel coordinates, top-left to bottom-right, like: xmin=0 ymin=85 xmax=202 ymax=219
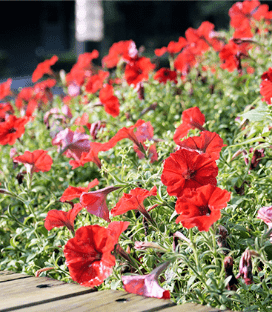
xmin=0 ymin=0 xmax=271 ymax=86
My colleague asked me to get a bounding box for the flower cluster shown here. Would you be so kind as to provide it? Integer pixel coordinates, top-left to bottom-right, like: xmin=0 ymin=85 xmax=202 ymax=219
xmin=2 ymin=1 xmax=272 ymax=309
xmin=162 ymin=107 xmax=231 ymax=231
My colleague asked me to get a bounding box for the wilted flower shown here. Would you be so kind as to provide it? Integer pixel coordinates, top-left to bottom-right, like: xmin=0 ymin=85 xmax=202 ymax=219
xmin=80 ymin=186 xmax=120 ymax=222
xmin=122 ymin=262 xmax=170 ymax=299
xmin=236 ymin=249 xmax=259 ymax=285
xmin=134 ymin=241 xmax=166 ymax=251
xmin=217 ymin=225 xmax=230 ymax=255
xmin=224 ymin=256 xmax=238 ymax=290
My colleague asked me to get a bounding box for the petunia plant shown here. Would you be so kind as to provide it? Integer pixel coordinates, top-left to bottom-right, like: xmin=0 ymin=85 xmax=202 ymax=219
xmin=2 ymin=1 xmax=272 ymax=311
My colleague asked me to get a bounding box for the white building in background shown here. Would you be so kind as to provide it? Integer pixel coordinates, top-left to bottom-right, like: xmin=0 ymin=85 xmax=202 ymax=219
xmin=75 ymin=0 xmax=104 ymax=56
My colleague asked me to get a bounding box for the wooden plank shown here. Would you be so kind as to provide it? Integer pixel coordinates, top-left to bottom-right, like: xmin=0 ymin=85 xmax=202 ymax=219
xmin=0 ymin=271 xmax=31 ymax=282
xmin=0 ymin=276 xmax=95 ymax=311
xmin=18 ymin=289 xmax=175 ymax=312
xmin=158 ymin=302 xmax=224 ymax=311
xmin=0 ymin=271 xmax=16 ymax=277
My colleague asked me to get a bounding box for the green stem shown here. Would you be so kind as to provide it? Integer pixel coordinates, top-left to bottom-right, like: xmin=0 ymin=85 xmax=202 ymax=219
xmin=210 ymin=225 xmax=220 ymax=272
xmin=189 ymin=228 xmax=200 ymax=271
xmin=116 ymin=244 xmax=143 ymax=274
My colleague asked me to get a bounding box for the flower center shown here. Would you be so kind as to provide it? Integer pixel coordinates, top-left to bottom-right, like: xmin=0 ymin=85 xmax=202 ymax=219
xmin=199 ymin=205 xmax=211 ymax=216
xmin=94 ymin=252 xmax=102 ymax=261
xmin=8 ymin=127 xmax=17 ymax=133
xmin=183 ymin=169 xmax=196 ymax=180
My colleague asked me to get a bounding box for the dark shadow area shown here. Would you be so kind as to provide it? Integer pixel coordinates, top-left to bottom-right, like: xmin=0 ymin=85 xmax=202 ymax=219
xmin=0 ymin=0 xmax=271 ymax=80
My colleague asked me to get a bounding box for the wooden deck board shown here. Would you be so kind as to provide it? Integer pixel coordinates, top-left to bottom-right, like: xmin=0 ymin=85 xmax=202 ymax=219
xmin=18 ymin=289 xmax=175 ymax=312
xmin=0 ymin=271 xmax=31 ymax=282
xmin=0 ymin=271 xmax=233 ymax=312
xmin=0 ymin=275 xmax=94 ymax=311
xmin=158 ymin=302 xmax=226 ymax=312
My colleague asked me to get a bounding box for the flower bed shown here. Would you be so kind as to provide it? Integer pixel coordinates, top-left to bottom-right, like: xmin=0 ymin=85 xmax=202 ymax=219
xmin=1 ymin=1 xmax=272 ymax=311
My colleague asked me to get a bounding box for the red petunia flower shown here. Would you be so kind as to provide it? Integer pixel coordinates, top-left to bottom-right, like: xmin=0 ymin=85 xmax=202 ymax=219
xmin=66 ymin=50 xmax=99 ymax=87
xmin=77 ymin=51 xmax=99 ymax=68
xmin=167 ymin=37 xmax=187 ymax=55
xmin=185 ymin=21 xmax=222 ymax=54
xmin=154 ymin=47 xmax=168 ymax=57
xmin=173 ymin=107 xmax=205 ymax=144
xmin=99 ymin=84 xmax=120 ymax=117
xmin=229 ymin=0 xmax=270 ymax=38
xmin=80 ymin=186 xmax=120 ymax=222
xmin=155 ymin=37 xmax=187 ymax=57
xmin=125 ymin=57 xmax=155 ymax=87
xmin=13 ymin=150 xmax=53 ymax=174
xmin=219 ymin=40 xmax=249 ymax=73
xmin=122 ymin=262 xmax=170 ymax=299
xmin=111 ymin=186 xmax=157 ymax=217
xmin=15 ymin=79 xmax=56 ymax=115
xmin=85 ymin=70 xmax=109 ymax=94
xmin=64 ymin=222 xmax=129 ymax=287
xmin=107 ymin=119 xmax=146 ymax=147
xmin=153 ymin=68 xmax=177 ymax=84
xmin=107 ymin=221 xmax=130 ymax=245
xmin=0 ymin=115 xmax=29 ymax=145
xmin=177 ymin=131 xmax=226 ymax=160
xmin=15 ymin=87 xmax=34 ymax=110
xmin=260 ymin=67 xmax=272 ymax=104
xmin=175 ymin=184 xmax=231 ymax=231
xmin=161 ymin=149 xmax=218 ymax=197
xmin=52 ymin=128 xmax=90 ymax=161
xmin=0 ymin=103 xmax=14 ymax=122
xmin=69 ymin=151 xmax=89 ymax=170
xmin=44 ymin=203 xmax=83 ymax=233
xmin=102 ymin=40 xmax=136 ymax=68
xmin=32 ymin=55 xmax=58 ymax=82
xmin=173 ymin=46 xmax=197 ymax=75
xmin=33 ymin=78 xmax=56 ymax=104
xmin=0 ymin=78 xmax=12 ymax=101
xmin=232 ymin=19 xmax=253 ymax=39
xmin=76 ymin=142 xmax=109 ymax=169
xmin=60 ymin=179 xmax=99 ymax=202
